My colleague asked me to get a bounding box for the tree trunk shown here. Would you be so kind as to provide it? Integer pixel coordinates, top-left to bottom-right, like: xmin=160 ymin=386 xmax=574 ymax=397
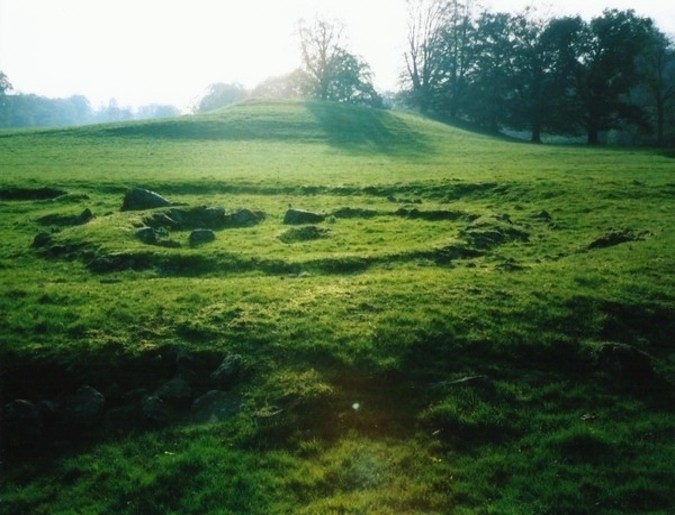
xmin=587 ymin=120 xmax=600 ymax=145
xmin=656 ymin=96 xmax=665 ymax=147
xmin=531 ymin=119 xmax=542 ymax=144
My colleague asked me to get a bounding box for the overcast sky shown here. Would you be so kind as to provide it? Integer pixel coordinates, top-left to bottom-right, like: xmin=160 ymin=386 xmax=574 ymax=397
xmin=1 ymin=0 xmax=673 ymax=111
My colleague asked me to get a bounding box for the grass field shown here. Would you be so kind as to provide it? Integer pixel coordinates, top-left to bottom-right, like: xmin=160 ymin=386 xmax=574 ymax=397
xmin=1 ymin=100 xmax=673 ymax=513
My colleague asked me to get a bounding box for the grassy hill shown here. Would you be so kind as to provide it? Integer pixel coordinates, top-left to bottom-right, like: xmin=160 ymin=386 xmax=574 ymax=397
xmin=1 ymin=100 xmax=673 ymax=513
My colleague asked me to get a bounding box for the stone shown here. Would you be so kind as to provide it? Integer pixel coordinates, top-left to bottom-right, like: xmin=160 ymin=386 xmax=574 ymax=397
xmin=156 ymin=377 xmax=193 ymax=409
xmin=283 ymin=208 xmax=325 ymax=225
xmin=32 ymin=232 xmax=52 ymax=248
xmin=134 ymin=226 xmax=158 ymax=245
xmin=209 ymin=354 xmax=243 ymax=388
xmin=141 ymin=395 xmax=171 ymax=425
xmin=588 ymin=230 xmax=640 ymax=250
xmin=595 ymin=342 xmax=657 ymax=385
xmin=230 ymin=208 xmax=265 ymax=227
xmin=168 ymin=206 xmax=227 ymax=229
xmin=77 ymin=208 xmax=94 ymax=224
xmin=189 ymin=228 xmax=216 ymax=247
xmin=1 ymin=399 xmax=43 ymax=446
xmin=145 ymin=212 xmax=180 ymax=230
xmin=61 ymin=385 xmax=105 ymax=429
xmin=121 ymin=187 xmax=171 ymax=211
xmin=191 ymin=390 xmax=241 ymax=424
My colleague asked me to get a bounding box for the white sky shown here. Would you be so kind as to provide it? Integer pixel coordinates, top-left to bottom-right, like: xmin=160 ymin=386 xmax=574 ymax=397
xmin=1 ymin=0 xmax=673 ymax=111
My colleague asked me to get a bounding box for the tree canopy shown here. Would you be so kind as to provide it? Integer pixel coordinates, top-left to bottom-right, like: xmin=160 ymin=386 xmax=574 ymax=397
xmin=402 ymin=1 xmax=675 ymax=145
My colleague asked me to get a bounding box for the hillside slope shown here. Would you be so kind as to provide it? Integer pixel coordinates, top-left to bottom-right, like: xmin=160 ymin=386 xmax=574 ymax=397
xmin=1 ymin=101 xmax=674 ymax=513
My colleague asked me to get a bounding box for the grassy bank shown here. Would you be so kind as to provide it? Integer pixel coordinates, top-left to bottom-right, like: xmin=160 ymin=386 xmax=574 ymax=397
xmin=1 ymin=100 xmax=673 ymax=513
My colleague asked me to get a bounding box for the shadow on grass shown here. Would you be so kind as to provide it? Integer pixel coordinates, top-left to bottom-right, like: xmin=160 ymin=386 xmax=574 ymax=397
xmin=305 ymin=101 xmax=434 ymax=157
xmin=98 ymin=101 xmax=435 ymax=157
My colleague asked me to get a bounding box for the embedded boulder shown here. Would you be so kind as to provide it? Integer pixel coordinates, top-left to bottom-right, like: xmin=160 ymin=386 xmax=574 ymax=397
xmin=121 ymin=187 xmax=171 ymax=211
xmin=189 ymin=229 xmax=216 ymax=247
xmin=1 ymin=399 xmax=43 ymax=447
xmin=230 ymin=208 xmax=265 ymax=227
xmin=134 ymin=226 xmax=158 ymax=245
xmin=61 ymin=385 xmax=105 ymax=430
xmin=156 ymin=377 xmax=193 ymax=409
xmin=588 ymin=229 xmax=642 ymax=250
xmin=37 ymin=208 xmax=93 ymax=227
xmin=460 ymin=214 xmax=529 ymax=249
xmin=32 ymin=232 xmax=53 ymax=248
xmin=283 ymin=208 xmax=325 ymax=225
xmin=594 ymin=342 xmax=658 ymax=386
xmin=209 ymin=354 xmax=243 ymax=388
xmin=141 ymin=395 xmax=172 ymax=425
xmin=191 ymin=390 xmax=241 ymax=424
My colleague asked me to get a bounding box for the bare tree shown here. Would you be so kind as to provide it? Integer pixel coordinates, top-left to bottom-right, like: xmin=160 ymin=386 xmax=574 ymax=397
xmin=298 ymin=17 xmax=381 ymax=106
xmin=298 ymin=18 xmax=345 ymax=101
xmin=403 ymin=0 xmax=451 ymax=113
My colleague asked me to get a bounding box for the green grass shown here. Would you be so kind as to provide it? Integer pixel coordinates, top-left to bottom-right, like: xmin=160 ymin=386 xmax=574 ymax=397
xmin=1 ymin=100 xmax=674 ymax=513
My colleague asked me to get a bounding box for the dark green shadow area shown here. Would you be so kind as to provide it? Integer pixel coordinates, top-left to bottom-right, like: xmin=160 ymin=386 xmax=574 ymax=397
xmin=305 ymin=101 xmax=434 ymax=157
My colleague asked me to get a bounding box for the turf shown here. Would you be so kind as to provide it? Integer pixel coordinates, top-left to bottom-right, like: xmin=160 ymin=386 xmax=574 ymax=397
xmin=0 ymin=100 xmax=673 ymax=513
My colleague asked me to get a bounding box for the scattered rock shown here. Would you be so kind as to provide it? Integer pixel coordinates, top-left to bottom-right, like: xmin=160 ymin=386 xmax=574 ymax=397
xmin=88 ymin=253 xmax=153 ymax=273
xmin=168 ymin=206 xmax=227 ymax=229
xmin=37 ymin=208 xmax=94 ymax=227
xmin=209 ymin=355 xmax=243 ymax=388
xmin=134 ymin=226 xmax=158 ymax=245
xmin=141 ymin=395 xmax=171 ymax=425
xmin=395 ymin=207 xmax=465 ymax=221
xmin=156 ymin=377 xmax=193 ymax=409
xmin=594 ymin=342 xmax=657 ymax=386
xmin=460 ymin=214 xmax=529 ymax=249
xmin=145 ymin=212 xmax=180 ymax=230
xmin=1 ymin=399 xmax=43 ymax=447
xmin=283 ymin=208 xmax=325 ymax=225
xmin=121 ymin=187 xmax=171 ymax=211
xmin=230 ymin=208 xmax=265 ymax=227
xmin=588 ymin=229 xmax=642 ymax=250
xmin=189 ymin=228 xmax=216 ymax=247
xmin=332 ymin=207 xmax=379 ymax=219
xmin=32 ymin=232 xmax=53 ymax=248
xmin=144 ymin=206 xmax=266 ymax=232
xmin=61 ymin=385 xmax=105 ymax=429
xmin=279 ymin=225 xmax=328 ymax=243
xmin=191 ymin=390 xmax=241 ymax=424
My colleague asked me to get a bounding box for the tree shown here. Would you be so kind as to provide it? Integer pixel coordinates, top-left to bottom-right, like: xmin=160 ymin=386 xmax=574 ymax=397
xmin=251 ymin=70 xmax=306 ymax=100
xmin=578 ymin=10 xmax=653 ymax=144
xmin=637 ymin=26 xmax=675 ymax=146
xmin=508 ymin=12 xmax=587 ymax=142
xmin=403 ymin=0 xmax=451 ymax=113
xmin=0 ymin=70 xmax=11 ymax=95
xmin=298 ymin=17 xmax=381 ymax=106
xmin=437 ymin=0 xmax=476 ymax=118
xmin=0 ymin=70 xmax=13 ymax=125
xmin=466 ymin=10 xmax=517 ymax=132
xmin=195 ymin=83 xmax=248 ymax=113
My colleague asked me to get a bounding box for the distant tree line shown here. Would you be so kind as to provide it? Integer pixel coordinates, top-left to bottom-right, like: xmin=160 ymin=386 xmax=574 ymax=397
xmin=401 ymin=0 xmax=675 ymax=145
xmin=0 ymin=73 xmax=180 ymax=129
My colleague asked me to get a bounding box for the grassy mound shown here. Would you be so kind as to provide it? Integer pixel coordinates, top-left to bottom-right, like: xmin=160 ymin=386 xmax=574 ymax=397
xmin=1 ymin=100 xmax=673 ymax=513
